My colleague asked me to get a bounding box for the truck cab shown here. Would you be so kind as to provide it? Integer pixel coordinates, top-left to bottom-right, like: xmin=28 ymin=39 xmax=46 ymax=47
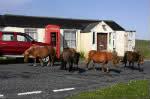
xmin=0 ymin=31 xmax=49 ymax=57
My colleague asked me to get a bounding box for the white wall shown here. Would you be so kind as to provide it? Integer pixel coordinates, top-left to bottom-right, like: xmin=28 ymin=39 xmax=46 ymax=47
xmin=2 ymin=27 xmax=24 ymax=32
xmin=2 ymin=27 xmax=45 ymax=42
xmin=115 ymin=31 xmax=126 ymax=56
xmin=126 ymin=31 xmax=135 ymax=51
xmin=80 ymin=32 xmax=92 ymax=58
xmin=37 ymin=28 xmax=45 ymax=42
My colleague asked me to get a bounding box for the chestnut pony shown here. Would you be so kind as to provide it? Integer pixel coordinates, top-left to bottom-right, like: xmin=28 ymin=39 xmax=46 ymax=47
xmin=86 ymin=50 xmax=120 ymax=72
xmin=23 ymin=44 xmax=55 ymax=66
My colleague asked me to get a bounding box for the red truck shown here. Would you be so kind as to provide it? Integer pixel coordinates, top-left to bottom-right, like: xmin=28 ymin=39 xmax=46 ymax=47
xmin=0 ymin=31 xmax=49 ymax=57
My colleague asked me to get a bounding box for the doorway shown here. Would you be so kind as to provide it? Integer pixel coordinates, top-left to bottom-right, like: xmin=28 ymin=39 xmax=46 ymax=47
xmin=97 ymin=33 xmax=107 ymax=50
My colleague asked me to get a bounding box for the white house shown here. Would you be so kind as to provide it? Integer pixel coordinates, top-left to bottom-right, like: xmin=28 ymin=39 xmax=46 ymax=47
xmin=0 ymin=14 xmax=135 ymax=57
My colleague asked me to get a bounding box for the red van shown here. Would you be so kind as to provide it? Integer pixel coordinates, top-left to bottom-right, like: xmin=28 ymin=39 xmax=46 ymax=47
xmin=0 ymin=31 xmax=49 ymax=56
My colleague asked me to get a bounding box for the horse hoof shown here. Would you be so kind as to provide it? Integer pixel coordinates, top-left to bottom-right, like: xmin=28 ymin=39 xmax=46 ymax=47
xmin=85 ymin=68 xmax=89 ymax=71
xmin=33 ymin=64 xmax=37 ymax=67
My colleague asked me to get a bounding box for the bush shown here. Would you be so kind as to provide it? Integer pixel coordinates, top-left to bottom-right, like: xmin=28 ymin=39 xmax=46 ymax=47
xmin=79 ymin=51 xmax=85 ymax=59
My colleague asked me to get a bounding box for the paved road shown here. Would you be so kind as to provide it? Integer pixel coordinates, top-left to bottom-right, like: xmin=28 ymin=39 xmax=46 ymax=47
xmin=0 ymin=61 xmax=150 ymax=99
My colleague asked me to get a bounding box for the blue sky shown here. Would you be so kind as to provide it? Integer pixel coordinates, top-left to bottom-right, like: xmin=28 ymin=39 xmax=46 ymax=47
xmin=0 ymin=0 xmax=149 ymax=40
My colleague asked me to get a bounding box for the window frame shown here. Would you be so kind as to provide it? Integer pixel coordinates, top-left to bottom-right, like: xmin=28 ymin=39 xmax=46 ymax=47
xmin=63 ymin=30 xmax=76 ymax=48
xmin=24 ymin=28 xmax=38 ymax=40
xmin=1 ymin=33 xmax=15 ymax=41
xmin=16 ymin=34 xmax=31 ymax=42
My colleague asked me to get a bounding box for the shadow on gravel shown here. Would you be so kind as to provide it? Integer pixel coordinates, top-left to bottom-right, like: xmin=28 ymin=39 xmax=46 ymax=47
xmin=60 ymin=67 xmax=86 ymax=73
xmin=87 ymin=67 xmax=121 ymax=74
xmin=0 ymin=71 xmax=39 ymax=79
xmin=124 ymin=66 xmax=144 ymax=72
xmin=0 ymin=58 xmax=33 ymax=64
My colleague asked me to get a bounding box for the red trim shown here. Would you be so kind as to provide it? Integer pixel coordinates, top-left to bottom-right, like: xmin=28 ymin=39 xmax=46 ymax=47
xmin=45 ymin=25 xmax=60 ymax=59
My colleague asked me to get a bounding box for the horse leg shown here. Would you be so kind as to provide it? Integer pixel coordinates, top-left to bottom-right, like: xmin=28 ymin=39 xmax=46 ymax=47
xmin=92 ymin=61 xmax=96 ymax=71
xmin=103 ymin=62 xmax=109 ymax=73
xmin=124 ymin=60 xmax=127 ymax=67
xmin=101 ymin=63 xmax=105 ymax=72
xmin=129 ymin=61 xmax=132 ymax=68
xmin=86 ymin=58 xmax=91 ymax=70
xmin=60 ymin=60 xmax=64 ymax=70
xmin=60 ymin=60 xmax=67 ymax=70
xmin=132 ymin=62 xmax=134 ymax=69
xmin=106 ymin=64 xmax=109 ymax=73
xmin=39 ymin=58 xmax=44 ymax=67
xmin=47 ymin=56 xmax=51 ymax=67
xmin=33 ymin=58 xmax=37 ymax=66
xmin=69 ymin=61 xmax=73 ymax=72
xmin=51 ymin=56 xmax=55 ymax=66
xmin=138 ymin=63 xmax=141 ymax=71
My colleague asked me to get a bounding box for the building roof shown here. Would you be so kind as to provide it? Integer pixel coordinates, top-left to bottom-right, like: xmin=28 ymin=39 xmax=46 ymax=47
xmin=81 ymin=22 xmax=100 ymax=32
xmin=0 ymin=14 xmax=125 ymax=31
xmin=104 ymin=21 xmax=125 ymax=31
xmin=0 ymin=15 xmax=4 ymax=26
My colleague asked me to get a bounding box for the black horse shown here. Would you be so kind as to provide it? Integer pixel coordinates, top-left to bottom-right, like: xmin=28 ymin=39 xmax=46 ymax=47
xmin=60 ymin=48 xmax=80 ymax=72
xmin=122 ymin=51 xmax=144 ymax=71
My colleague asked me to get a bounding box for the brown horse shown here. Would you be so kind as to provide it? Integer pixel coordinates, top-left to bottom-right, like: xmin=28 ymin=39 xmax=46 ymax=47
xmin=60 ymin=48 xmax=80 ymax=72
xmin=86 ymin=50 xmax=120 ymax=72
xmin=23 ymin=44 xmax=56 ymax=66
xmin=122 ymin=51 xmax=144 ymax=71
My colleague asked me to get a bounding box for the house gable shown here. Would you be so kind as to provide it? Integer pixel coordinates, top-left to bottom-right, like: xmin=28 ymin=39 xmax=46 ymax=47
xmin=91 ymin=21 xmax=114 ymax=33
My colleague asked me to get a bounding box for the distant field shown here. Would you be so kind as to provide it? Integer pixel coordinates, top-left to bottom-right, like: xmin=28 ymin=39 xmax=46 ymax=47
xmin=135 ymin=40 xmax=150 ymax=59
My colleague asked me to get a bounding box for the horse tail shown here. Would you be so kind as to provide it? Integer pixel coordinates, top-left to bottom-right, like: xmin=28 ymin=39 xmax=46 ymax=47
xmin=47 ymin=46 xmax=56 ymax=65
xmin=122 ymin=51 xmax=128 ymax=63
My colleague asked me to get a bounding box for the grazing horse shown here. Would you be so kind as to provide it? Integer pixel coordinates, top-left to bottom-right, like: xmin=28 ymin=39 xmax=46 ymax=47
xmin=122 ymin=51 xmax=144 ymax=71
xmin=86 ymin=50 xmax=120 ymax=72
xmin=60 ymin=48 xmax=80 ymax=72
xmin=23 ymin=44 xmax=55 ymax=66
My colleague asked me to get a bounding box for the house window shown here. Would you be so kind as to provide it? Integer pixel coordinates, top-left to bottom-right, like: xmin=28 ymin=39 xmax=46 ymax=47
xmin=24 ymin=28 xmax=37 ymax=40
xmin=102 ymin=25 xmax=107 ymax=31
xmin=129 ymin=32 xmax=133 ymax=37
xmin=109 ymin=33 xmax=111 ymax=44
xmin=93 ymin=32 xmax=95 ymax=44
xmin=63 ymin=30 xmax=76 ymax=48
xmin=113 ymin=40 xmax=115 ymax=48
xmin=112 ymin=32 xmax=116 ymax=48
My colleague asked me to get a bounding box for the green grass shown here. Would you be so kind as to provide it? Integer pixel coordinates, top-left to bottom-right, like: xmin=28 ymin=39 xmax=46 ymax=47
xmin=135 ymin=40 xmax=150 ymax=59
xmin=66 ymin=80 xmax=150 ymax=99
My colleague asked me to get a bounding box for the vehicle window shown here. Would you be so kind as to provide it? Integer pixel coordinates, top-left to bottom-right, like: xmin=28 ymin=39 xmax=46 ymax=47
xmin=17 ymin=35 xmax=28 ymax=42
xmin=25 ymin=34 xmax=34 ymax=42
xmin=2 ymin=34 xmax=15 ymax=41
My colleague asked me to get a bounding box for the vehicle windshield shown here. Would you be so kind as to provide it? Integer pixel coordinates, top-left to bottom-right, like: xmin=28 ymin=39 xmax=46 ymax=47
xmin=26 ymin=35 xmax=35 ymax=42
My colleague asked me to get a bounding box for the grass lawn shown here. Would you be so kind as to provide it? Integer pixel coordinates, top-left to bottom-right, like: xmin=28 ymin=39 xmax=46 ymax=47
xmin=66 ymin=80 xmax=150 ymax=99
xmin=135 ymin=40 xmax=150 ymax=59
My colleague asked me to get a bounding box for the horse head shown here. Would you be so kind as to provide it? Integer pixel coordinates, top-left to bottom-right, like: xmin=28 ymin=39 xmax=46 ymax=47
xmin=23 ymin=50 xmax=30 ymax=63
xmin=23 ymin=46 xmax=35 ymax=63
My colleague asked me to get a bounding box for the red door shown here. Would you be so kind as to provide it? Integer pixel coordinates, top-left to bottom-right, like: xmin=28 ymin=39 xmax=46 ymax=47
xmin=45 ymin=25 xmax=60 ymax=59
